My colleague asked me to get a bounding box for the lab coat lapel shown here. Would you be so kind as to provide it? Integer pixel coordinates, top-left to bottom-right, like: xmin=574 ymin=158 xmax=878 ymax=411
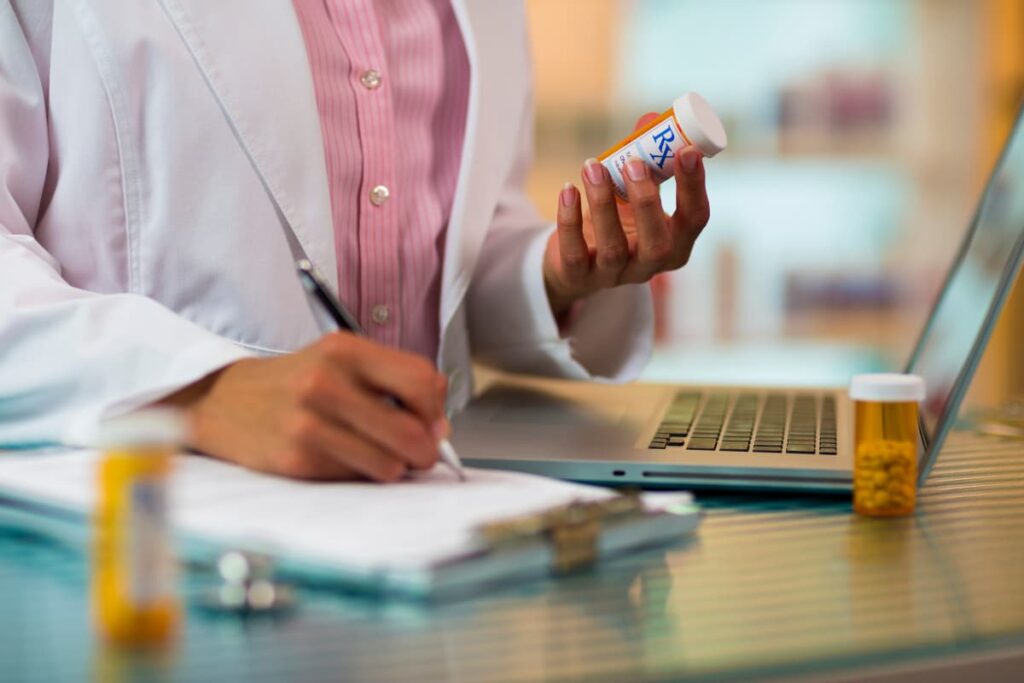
xmin=441 ymin=0 xmax=525 ymax=332
xmin=155 ymin=0 xmax=338 ymax=292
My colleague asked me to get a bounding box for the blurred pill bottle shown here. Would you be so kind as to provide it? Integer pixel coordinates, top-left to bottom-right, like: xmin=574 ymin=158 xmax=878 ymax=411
xmin=93 ymin=409 xmax=183 ymax=647
xmin=849 ymin=374 xmax=926 ymax=517
xmin=598 ymin=92 xmax=727 ymax=201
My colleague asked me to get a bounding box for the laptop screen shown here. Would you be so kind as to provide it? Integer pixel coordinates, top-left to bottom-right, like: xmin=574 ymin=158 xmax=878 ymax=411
xmin=907 ymin=102 xmax=1024 ymax=465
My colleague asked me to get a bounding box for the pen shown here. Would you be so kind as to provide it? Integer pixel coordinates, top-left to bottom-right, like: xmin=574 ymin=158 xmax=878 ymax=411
xmin=296 ymin=260 xmax=467 ymax=482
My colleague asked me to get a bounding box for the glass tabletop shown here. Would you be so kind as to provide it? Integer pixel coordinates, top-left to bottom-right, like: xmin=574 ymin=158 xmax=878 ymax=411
xmin=2 ymin=432 xmax=1023 ymax=683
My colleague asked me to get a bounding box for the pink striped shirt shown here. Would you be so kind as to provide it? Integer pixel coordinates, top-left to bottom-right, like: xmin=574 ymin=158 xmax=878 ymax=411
xmin=292 ymin=0 xmax=469 ymax=362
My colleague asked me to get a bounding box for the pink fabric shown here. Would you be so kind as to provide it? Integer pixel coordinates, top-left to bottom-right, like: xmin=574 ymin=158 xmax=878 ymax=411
xmin=292 ymin=0 xmax=469 ymax=361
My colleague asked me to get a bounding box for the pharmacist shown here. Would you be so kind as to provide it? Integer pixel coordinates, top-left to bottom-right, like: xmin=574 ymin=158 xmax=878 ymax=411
xmin=0 ymin=1 xmax=711 ymax=481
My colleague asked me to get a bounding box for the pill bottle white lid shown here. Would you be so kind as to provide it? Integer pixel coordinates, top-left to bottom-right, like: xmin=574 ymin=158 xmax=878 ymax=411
xmin=673 ymin=92 xmax=728 ymax=158
xmin=95 ymin=408 xmax=186 ymax=448
xmin=849 ymin=373 xmax=926 ymax=403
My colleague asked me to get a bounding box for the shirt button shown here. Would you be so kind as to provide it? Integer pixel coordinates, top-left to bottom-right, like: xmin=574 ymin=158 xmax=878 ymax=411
xmin=371 ymin=304 xmax=391 ymax=325
xmin=369 ymin=184 xmax=390 ymax=206
xmin=360 ymin=69 xmax=382 ymax=90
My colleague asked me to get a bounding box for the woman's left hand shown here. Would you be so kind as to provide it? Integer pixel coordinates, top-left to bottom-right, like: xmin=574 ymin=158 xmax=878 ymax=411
xmin=542 ymin=117 xmax=712 ymax=318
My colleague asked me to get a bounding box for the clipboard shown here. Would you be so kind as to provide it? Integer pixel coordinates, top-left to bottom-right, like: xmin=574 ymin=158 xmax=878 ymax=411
xmin=0 ymin=449 xmax=700 ymax=599
xmin=255 ymin=493 xmax=700 ymax=599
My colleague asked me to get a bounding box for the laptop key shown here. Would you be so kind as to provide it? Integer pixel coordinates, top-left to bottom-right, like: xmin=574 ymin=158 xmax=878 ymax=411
xmin=721 ymin=441 xmax=750 ymax=451
xmin=661 ymin=427 xmax=691 ymax=435
xmin=687 ymin=438 xmax=718 ymax=450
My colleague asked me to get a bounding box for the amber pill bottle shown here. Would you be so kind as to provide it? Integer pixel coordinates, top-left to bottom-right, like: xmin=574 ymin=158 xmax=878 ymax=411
xmin=849 ymin=374 xmax=926 ymax=517
xmin=93 ymin=409 xmax=183 ymax=647
xmin=597 ymin=92 xmax=727 ymax=201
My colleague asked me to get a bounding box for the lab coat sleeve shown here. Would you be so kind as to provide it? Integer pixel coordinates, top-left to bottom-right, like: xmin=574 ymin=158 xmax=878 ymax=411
xmin=465 ymin=87 xmax=654 ymax=382
xmin=0 ymin=7 xmax=254 ymax=446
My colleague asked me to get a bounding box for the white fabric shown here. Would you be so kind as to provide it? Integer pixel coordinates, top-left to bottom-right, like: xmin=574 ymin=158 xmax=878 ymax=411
xmin=0 ymin=0 xmax=653 ymax=446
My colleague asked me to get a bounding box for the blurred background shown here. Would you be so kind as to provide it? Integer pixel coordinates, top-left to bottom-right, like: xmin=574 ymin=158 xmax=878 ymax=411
xmin=524 ymin=0 xmax=1024 ymax=409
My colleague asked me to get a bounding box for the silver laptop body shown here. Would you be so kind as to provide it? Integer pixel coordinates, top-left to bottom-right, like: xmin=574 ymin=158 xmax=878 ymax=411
xmin=452 ymin=99 xmax=1024 ymax=493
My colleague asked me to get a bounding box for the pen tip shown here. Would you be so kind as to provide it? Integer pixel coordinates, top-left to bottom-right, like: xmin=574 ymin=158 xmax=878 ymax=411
xmin=437 ymin=439 xmax=467 ymax=481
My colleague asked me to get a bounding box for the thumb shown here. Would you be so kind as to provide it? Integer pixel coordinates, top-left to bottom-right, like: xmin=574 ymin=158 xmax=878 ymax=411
xmin=634 ymin=112 xmax=660 ymax=132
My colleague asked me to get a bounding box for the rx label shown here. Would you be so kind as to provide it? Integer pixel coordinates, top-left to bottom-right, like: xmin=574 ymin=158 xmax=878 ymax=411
xmin=650 ymin=126 xmax=676 ymax=169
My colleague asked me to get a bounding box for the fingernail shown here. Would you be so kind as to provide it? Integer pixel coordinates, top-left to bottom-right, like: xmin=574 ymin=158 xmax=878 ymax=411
xmin=681 ymin=149 xmax=700 ymax=172
xmin=560 ymin=182 xmax=577 ymax=207
xmin=583 ymin=158 xmax=604 ymax=185
xmin=625 ymin=159 xmax=648 ymax=182
xmin=432 ymin=418 xmax=450 ymax=441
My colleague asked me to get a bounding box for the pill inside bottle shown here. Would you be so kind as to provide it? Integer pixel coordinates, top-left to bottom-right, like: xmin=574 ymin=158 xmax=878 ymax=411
xmin=849 ymin=374 xmax=926 ymax=517
xmin=598 ymin=92 xmax=727 ymax=201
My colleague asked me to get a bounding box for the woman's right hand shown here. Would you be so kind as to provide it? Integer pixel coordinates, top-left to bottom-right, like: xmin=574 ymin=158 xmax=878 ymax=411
xmin=161 ymin=333 xmax=449 ymax=482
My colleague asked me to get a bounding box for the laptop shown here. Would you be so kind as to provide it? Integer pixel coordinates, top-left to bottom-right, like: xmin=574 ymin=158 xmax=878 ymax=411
xmin=451 ymin=99 xmax=1024 ymax=493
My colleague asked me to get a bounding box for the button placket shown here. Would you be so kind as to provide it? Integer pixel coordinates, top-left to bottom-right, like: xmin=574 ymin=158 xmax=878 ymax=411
xmin=335 ymin=11 xmax=398 ymax=347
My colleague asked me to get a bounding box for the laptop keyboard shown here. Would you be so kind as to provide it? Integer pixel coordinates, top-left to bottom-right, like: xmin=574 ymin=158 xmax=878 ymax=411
xmin=648 ymin=392 xmax=838 ymax=455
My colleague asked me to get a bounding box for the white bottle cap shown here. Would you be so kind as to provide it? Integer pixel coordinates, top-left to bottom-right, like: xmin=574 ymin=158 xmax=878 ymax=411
xmin=96 ymin=408 xmax=187 ymax=448
xmin=673 ymin=92 xmax=728 ymax=158
xmin=849 ymin=374 xmax=926 ymax=403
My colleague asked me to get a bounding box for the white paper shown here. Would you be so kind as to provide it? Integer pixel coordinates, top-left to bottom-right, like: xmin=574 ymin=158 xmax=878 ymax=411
xmin=0 ymin=450 xmax=692 ymax=572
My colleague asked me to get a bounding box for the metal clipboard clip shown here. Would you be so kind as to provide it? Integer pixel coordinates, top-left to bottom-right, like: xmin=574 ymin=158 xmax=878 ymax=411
xmin=477 ymin=492 xmax=646 ymax=574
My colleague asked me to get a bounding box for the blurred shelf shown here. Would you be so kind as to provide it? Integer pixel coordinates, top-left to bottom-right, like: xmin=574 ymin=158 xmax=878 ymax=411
xmin=640 ymin=340 xmax=890 ymax=387
xmin=783 ymin=308 xmax=925 ymax=350
xmin=777 ymin=127 xmax=895 ymax=159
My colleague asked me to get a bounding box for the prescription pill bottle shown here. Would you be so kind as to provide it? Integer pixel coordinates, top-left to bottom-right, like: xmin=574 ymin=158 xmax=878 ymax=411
xmin=93 ymin=409 xmax=183 ymax=647
xmin=849 ymin=374 xmax=926 ymax=517
xmin=598 ymin=92 xmax=727 ymax=201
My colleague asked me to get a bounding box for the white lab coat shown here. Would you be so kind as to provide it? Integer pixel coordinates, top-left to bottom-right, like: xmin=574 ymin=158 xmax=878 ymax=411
xmin=0 ymin=0 xmax=653 ymax=445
